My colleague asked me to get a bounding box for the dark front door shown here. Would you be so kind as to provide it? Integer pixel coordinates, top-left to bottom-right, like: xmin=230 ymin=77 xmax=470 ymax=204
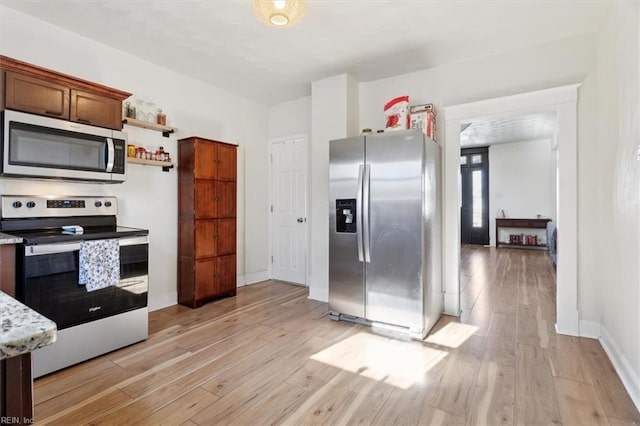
xmin=460 ymin=147 xmax=489 ymax=245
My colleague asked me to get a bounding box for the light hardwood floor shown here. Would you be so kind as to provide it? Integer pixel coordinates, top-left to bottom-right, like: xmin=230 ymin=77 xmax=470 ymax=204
xmin=34 ymin=246 xmax=640 ymax=425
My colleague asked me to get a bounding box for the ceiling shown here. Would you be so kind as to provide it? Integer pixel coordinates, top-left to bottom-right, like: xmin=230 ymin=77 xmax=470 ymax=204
xmin=460 ymin=111 xmax=557 ymax=147
xmin=1 ymin=1 xmax=608 ymax=105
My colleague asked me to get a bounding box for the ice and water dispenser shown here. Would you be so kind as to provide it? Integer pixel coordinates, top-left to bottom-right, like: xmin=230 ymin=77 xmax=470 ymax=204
xmin=335 ymin=199 xmax=356 ymax=233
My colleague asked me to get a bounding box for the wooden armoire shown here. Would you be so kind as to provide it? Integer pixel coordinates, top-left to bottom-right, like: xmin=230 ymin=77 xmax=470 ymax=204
xmin=178 ymin=136 xmax=237 ymax=308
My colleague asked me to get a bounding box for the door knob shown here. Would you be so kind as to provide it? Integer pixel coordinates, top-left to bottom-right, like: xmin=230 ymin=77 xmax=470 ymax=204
xmin=297 ymin=217 xmax=304 ymax=223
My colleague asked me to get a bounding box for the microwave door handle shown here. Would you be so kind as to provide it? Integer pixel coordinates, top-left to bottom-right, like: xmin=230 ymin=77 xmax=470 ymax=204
xmin=106 ymin=138 xmax=115 ymax=172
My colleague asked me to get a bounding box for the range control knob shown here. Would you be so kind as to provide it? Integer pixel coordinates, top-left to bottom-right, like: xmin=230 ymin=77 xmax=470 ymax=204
xmin=12 ymin=201 xmax=22 ymax=208
xmin=104 ymin=201 xmax=112 ymax=207
xmin=26 ymin=201 xmax=36 ymax=208
xmin=94 ymin=201 xmax=103 ymax=207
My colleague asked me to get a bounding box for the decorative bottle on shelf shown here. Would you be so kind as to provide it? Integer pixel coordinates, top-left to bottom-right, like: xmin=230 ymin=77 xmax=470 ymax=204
xmin=157 ymin=109 xmax=166 ymax=126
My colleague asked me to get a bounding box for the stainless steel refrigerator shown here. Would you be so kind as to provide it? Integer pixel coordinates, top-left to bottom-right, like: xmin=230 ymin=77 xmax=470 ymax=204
xmin=329 ymin=129 xmax=442 ymax=339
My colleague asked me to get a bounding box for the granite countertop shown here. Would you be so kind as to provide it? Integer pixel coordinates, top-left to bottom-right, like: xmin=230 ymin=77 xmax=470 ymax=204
xmin=0 ymin=291 xmax=57 ymax=360
xmin=0 ymin=232 xmax=22 ymax=245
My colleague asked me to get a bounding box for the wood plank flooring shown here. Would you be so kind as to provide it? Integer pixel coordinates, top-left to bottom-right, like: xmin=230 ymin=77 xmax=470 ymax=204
xmin=33 ymin=246 xmax=640 ymax=425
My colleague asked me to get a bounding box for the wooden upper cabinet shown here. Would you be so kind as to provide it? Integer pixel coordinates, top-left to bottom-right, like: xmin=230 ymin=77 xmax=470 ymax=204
xmin=5 ymin=71 xmax=70 ymax=119
xmin=193 ymin=139 xmax=237 ymax=181
xmin=1 ymin=55 xmax=131 ymax=130
xmin=194 ymin=140 xmax=217 ymax=180
xmin=70 ymin=89 xmax=121 ymax=130
xmin=216 ymin=143 xmax=237 ymax=181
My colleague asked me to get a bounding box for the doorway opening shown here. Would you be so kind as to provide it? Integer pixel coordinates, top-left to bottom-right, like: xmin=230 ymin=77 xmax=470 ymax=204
xmin=460 ymin=147 xmax=489 ymax=246
xmin=443 ymin=85 xmax=580 ymax=336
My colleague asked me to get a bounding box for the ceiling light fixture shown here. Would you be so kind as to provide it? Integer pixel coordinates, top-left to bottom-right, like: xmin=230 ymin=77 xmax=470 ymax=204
xmin=253 ymin=0 xmax=306 ymax=28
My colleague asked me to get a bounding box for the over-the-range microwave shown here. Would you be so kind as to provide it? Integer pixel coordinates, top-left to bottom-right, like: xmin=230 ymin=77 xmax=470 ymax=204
xmin=1 ymin=110 xmax=127 ymax=183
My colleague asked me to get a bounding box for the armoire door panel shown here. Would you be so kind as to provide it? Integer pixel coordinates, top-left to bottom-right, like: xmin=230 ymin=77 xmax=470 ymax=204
xmin=195 ymin=140 xmax=217 ymax=180
xmin=217 ymin=219 xmax=236 ymax=255
xmin=216 ymin=255 xmax=236 ymax=293
xmin=216 ymin=143 xmax=237 ymax=181
xmin=195 ymin=259 xmax=216 ymax=299
xmin=216 ymin=181 xmax=236 ymax=218
xmin=195 ymin=181 xmax=217 ymax=219
xmin=195 ymin=220 xmax=217 ymax=259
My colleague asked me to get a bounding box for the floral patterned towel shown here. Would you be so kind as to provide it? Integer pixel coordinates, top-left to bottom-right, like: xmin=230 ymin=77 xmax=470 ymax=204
xmin=78 ymin=239 xmax=120 ymax=292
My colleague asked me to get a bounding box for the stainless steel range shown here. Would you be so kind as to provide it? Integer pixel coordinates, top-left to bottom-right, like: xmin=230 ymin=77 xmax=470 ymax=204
xmin=0 ymin=195 xmax=149 ymax=377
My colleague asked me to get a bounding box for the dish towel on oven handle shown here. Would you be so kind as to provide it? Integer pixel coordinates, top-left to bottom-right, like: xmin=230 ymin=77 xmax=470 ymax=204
xmin=78 ymin=239 xmax=120 ymax=291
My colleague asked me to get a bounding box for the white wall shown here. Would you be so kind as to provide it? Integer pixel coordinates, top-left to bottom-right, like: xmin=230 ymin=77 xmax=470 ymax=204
xmin=0 ymin=7 xmax=269 ymax=309
xmin=595 ymin=1 xmax=640 ymax=407
xmin=489 ymin=139 xmax=556 ymax=246
xmin=267 ymin=96 xmax=311 ymax=139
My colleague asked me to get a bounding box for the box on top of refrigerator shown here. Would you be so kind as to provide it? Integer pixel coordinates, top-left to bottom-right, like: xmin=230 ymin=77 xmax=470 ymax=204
xmin=410 ymin=104 xmax=436 ymax=141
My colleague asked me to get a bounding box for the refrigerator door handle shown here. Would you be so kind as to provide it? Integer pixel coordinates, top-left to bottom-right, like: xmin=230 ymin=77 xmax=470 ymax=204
xmin=356 ymin=164 xmax=364 ymax=262
xmin=363 ymin=164 xmax=371 ymax=263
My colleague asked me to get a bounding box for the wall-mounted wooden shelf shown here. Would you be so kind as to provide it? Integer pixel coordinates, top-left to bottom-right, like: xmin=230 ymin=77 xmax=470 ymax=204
xmin=122 ymin=117 xmax=177 ymax=137
xmin=128 ymin=157 xmax=174 ymax=172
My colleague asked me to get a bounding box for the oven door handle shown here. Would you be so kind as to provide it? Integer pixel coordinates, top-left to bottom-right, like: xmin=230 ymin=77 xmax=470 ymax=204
xmin=25 ymin=235 xmax=149 ymax=256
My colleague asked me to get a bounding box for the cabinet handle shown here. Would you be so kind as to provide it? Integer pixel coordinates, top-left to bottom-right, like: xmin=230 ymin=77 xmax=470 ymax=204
xmin=45 ymin=110 xmax=63 ymax=116
xmin=76 ymin=118 xmax=93 ymax=124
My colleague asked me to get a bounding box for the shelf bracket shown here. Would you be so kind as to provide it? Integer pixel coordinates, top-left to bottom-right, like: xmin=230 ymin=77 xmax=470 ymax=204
xmin=162 ymin=164 xmax=174 ymax=172
xmin=162 ymin=129 xmax=174 ymax=138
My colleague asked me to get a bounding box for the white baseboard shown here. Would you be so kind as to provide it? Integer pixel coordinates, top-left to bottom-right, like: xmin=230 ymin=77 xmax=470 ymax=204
xmin=599 ymin=325 xmax=640 ymax=411
xmin=237 ymin=271 xmax=270 ymax=287
xmin=308 ymin=286 xmax=328 ymax=303
xmin=148 ymin=290 xmax=177 ymax=312
xmin=579 ymin=320 xmax=601 ymax=339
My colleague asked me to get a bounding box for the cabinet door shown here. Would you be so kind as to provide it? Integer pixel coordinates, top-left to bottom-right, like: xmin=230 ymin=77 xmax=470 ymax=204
xmin=216 ymin=181 xmax=236 ymax=218
xmin=217 ymin=219 xmax=236 ymax=256
xmin=5 ymin=71 xmax=69 ymax=119
xmin=195 ymin=259 xmax=216 ymax=299
xmin=215 ymin=255 xmax=236 ymax=293
xmin=195 ymin=220 xmax=217 ymax=259
xmin=70 ymin=89 xmax=121 ymax=130
xmin=216 ymin=143 xmax=237 ymax=181
xmin=195 ymin=140 xmax=217 ymax=180
xmin=195 ymin=181 xmax=217 ymax=219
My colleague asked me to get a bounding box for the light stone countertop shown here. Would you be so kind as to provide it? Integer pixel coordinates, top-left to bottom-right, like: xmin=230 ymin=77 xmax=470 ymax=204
xmin=0 ymin=291 xmax=57 ymax=360
xmin=0 ymin=232 xmax=22 ymax=245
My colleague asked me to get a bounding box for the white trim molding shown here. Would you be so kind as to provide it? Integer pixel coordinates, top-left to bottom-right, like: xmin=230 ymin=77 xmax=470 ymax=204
xmin=578 ymin=320 xmax=602 ymax=339
xmin=148 ymin=290 xmax=178 ymax=312
xmin=600 ymin=325 xmax=640 ymax=410
xmin=238 ymin=271 xmax=270 ymax=287
xmin=443 ymin=84 xmax=581 ymax=334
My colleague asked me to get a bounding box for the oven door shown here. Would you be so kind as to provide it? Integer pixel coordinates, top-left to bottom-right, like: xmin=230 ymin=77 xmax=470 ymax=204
xmin=2 ymin=110 xmax=126 ymax=182
xmin=17 ymin=236 xmax=148 ymax=330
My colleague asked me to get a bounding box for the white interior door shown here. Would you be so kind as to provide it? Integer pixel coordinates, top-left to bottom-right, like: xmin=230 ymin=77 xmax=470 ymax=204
xmin=270 ymin=137 xmax=308 ymax=284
